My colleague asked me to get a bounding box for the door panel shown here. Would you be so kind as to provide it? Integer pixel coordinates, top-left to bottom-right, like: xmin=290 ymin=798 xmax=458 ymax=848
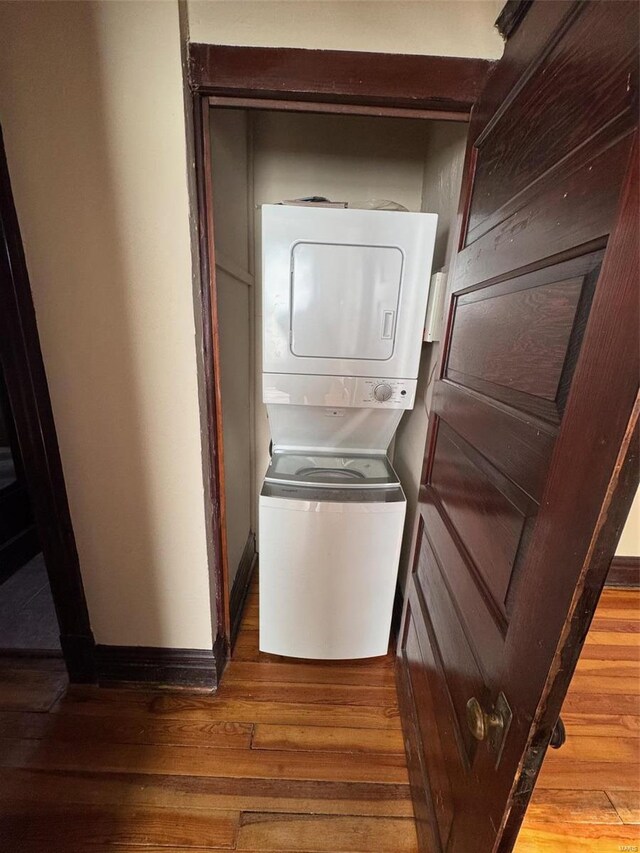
xmin=402 ymin=598 xmax=455 ymax=850
xmin=448 ymin=278 xmax=584 ymax=401
xmin=467 ymin=1 xmax=638 ymax=241
xmin=430 ymin=423 xmax=528 ymax=610
xmin=397 ymin=2 xmax=639 ymax=851
xmin=414 ymin=529 xmax=485 ymax=764
xmin=456 ymin=132 xmax=633 ymax=289
xmin=432 ymin=381 xmax=555 ymax=503
xmin=420 ymin=495 xmax=506 ymax=662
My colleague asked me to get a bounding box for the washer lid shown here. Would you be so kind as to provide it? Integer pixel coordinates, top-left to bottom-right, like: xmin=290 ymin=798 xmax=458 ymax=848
xmin=265 ymin=452 xmax=399 ymax=489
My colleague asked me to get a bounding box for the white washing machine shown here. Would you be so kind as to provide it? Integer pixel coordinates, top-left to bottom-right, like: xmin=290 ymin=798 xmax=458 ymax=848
xmin=259 ymin=452 xmax=406 ymax=660
xmin=259 ymin=205 xmax=437 ymax=659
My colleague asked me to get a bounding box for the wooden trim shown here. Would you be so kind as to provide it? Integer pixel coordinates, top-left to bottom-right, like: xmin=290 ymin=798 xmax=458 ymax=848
xmin=229 ymin=533 xmax=257 ymax=648
xmin=208 ymin=95 xmax=469 ymax=123
xmin=193 ymin=96 xmax=231 ymax=644
xmin=496 ymin=1 xmax=533 ymax=40
xmin=193 ymin=94 xmax=232 ymax=685
xmin=189 ymin=44 xmax=495 ymax=116
xmin=0 ymin=127 xmax=95 ymax=683
xmin=606 ymin=555 xmax=640 ymax=588
xmin=95 ymin=645 xmax=217 ymax=689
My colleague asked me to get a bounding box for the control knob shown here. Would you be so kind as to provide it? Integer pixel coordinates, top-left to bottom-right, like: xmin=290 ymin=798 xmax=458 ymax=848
xmin=374 ymin=383 xmax=393 ymax=402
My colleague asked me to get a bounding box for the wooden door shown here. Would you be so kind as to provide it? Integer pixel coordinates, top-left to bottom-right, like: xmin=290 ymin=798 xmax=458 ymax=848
xmin=396 ymin=2 xmax=639 ymax=851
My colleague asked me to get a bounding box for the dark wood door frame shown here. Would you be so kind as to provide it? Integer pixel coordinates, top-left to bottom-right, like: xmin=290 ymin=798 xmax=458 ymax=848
xmin=0 ymin=127 xmax=95 ymax=682
xmin=189 ymin=43 xmax=496 ymax=667
xmin=189 ymin=44 xmax=495 ymax=120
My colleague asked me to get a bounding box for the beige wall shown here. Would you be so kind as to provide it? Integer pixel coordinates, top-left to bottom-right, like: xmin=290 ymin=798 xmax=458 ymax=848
xmin=617 ymin=488 xmax=640 ymax=556
xmin=188 ymin=0 xmax=504 ymax=58
xmin=0 ymin=0 xmax=502 ymax=651
xmin=0 ymin=1 xmax=213 ymax=648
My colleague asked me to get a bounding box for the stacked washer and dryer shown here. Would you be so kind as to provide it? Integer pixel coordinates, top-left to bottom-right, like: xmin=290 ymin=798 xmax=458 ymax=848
xmin=259 ymin=204 xmax=437 ymax=660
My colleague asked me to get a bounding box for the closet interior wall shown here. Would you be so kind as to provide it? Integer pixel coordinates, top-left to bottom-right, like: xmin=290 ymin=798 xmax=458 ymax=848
xmin=393 ymin=120 xmax=467 ymax=590
xmin=208 ymin=107 xmax=467 ymax=584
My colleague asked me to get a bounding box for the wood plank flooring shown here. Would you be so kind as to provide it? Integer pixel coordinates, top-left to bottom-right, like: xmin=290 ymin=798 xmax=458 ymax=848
xmin=0 ymin=577 xmax=637 ymax=851
xmin=515 ymin=587 xmax=640 ymax=853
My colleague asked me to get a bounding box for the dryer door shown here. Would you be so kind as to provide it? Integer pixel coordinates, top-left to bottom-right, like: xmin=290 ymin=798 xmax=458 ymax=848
xmin=290 ymin=242 xmax=402 ymax=361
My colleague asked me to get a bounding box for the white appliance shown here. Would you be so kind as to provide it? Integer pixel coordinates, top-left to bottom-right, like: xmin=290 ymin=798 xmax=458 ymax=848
xmin=260 ymin=470 xmax=406 ymax=660
xmin=259 ymin=205 xmax=437 ymax=659
xmin=262 ymin=205 xmax=436 ymax=380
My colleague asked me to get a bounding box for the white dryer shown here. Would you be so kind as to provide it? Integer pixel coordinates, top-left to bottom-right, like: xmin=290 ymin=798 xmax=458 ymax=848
xmin=262 ymin=205 xmax=438 ymax=380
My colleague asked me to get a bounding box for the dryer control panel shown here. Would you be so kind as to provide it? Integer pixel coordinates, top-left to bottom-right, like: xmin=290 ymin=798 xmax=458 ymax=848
xmin=360 ymin=379 xmax=413 ymax=406
xmin=263 ymin=374 xmax=417 ymax=409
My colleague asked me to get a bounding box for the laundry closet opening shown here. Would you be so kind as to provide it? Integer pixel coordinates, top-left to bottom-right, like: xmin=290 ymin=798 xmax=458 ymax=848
xmin=207 ymin=106 xmax=468 ymax=652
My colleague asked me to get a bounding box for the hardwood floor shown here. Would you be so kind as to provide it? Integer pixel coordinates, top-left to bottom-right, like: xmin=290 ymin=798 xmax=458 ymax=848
xmin=0 ymin=577 xmax=637 ymax=851
xmin=515 ymin=587 xmax=640 ymax=853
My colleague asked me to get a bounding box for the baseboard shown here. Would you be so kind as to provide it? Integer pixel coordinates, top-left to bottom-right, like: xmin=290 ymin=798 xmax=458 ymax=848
xmin=606 ymin=556 xmax=640 ymax=588
xmin=94 ymin=644 xmax=218 ymax=689
xmin=229 ymin=531 xmax=257 ymax=646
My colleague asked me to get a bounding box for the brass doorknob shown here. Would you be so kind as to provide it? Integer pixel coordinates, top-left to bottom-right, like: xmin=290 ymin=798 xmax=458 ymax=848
xmin=466 ymin=697 xmax=505 ymax=742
